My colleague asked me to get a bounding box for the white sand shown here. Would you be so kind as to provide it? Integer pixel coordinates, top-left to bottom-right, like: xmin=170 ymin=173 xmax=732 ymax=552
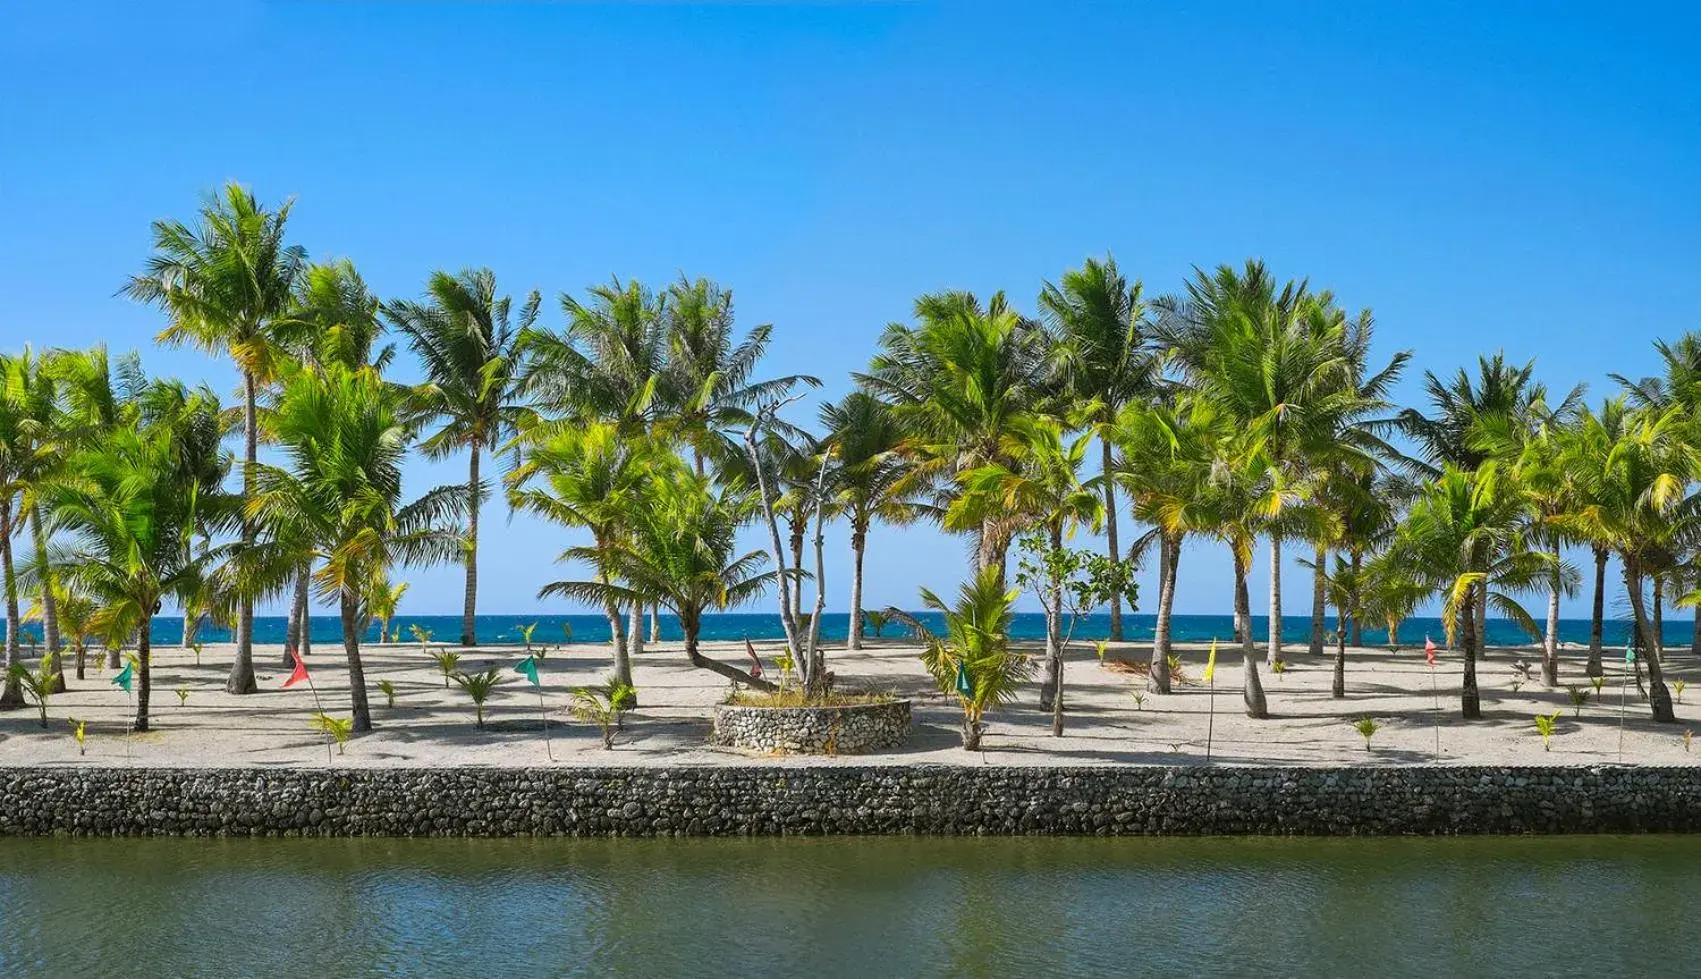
xmin=0 ymin=635 xmax=1695 ymax=768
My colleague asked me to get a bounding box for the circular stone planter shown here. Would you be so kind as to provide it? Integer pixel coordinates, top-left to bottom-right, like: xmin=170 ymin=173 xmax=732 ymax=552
xmin=709 ymin=700 xmax=911 ymax=754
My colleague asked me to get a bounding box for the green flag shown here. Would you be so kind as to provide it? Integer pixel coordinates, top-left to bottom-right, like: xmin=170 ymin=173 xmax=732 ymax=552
xmin=954 ymin=660 xmax=972 ymax=697
xmin=1626 ymin=642 xmax=1636 ymax=664
xmin=111 ymin=661 xmax=134 ymax=694
xmin=515 ymin=655 xmax=540 ymax=689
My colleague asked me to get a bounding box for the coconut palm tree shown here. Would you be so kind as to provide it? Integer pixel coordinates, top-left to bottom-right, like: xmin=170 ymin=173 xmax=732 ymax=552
xmin=26 ymin=581 xmax=99 ymax=681
xmin=662 ymin=275 xmax=819 ymax=473
xmin=887 ymin=566 xmax=1030 ymax=750
xmin=243 ymin=365 xmax=468 ymax=731
xmin=950 ymin=417 xmax=1101 ymax=713
xmin=856 ymin=290 xmax=1056 ymax=579
xmin=124 ymin=182 xmax=307 ymax=695
xmin=44 ymin=399 xmax=229 ymax=732
xmin=0 ymin=351 xmax=59 ymax=706
xmin=505 ymin=422 xmax=665 ymax=687
xmin=540 ymin=469 xmax=775 ymax=689
xmin=1558 ymin=402 xmax=1694 ymax=722
xmin=385 ymin=268 xmax=539 ymax=647
xmin=1038 ymin=255 xmax=1157 ymax=641
xmin=1392 ymin=465 xmax=1546 ymax=719
xmin=819 ymin=392 xmax=925 ymax=650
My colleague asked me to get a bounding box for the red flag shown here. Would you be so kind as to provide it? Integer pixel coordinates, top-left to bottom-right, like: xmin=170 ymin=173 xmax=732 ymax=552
xmin=744 ymin=637 xmax=763 ymax=678
xmin=283 ymin=647 xmax=309 ymax=688
xmin=1424 ymin=636 xmax=1437 ymax=667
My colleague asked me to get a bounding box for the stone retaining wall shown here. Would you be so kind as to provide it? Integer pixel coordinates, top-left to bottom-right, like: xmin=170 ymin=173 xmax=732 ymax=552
xmin=1 ymin=765 xmax=1698 ymax=837
xmin=709 ymin=700 xmax=911 ymax=754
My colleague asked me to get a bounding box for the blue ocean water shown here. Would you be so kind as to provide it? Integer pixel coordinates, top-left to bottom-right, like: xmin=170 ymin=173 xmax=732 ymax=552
xmin=96 ymin=612 xmax=1666 ymax=648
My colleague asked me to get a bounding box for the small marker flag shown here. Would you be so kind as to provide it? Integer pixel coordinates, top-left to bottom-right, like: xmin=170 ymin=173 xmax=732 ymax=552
xmin=282 ymin=647 xmax=309 ymax=688
xmin=744 ymin=637 xmax=763 ymax=678
xmin=515 ymin=655 xmax=540 ymax=688
xmin=1424 ymin=636 xmax=1437 ymax=667
xmin=1626 ymin=642 xmax=1636 ymax=664
xmin=111 ymin=661 xmax=134 ymax=694
xmin=954 ymin=659 xmax=973 ymax=697
xmin=1202 ymin=641 xmax=1217 ymax=683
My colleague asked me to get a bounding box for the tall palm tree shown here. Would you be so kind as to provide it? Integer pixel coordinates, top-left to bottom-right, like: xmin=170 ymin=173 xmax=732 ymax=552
xmin=0 ymin=350 xmax=60 ymax=706
xmin=1393 ymin=465 xmax=1545 ymax=719
xmin=124 ymin=182 xmax=307 ymax=695
xmin=1111 ymin=395 xmax=1227 ymax=693
xmin=505 ymin=423 xmax=665 ymax=687
xmin=244 ymin=365 xmax=467 ymax=731
xmin=951 ymin=418 xmax=1101 ymax=715
xmin=44 ymin=402 xmax=228 ymax=731
xmin=819 ymin=392 xmax=924 ymax=650
xmin=1038 ymin=255 xmax=1157 ymax=641
xmin=1558 ymin=403 xmax=1693 ymax=722
xmin=542 ymin=469 xmax=774 ymax=689
xmin=857 ymin=290 xmax=1056 ymax=579
xmin=662 ymin=275 xmax=819 ymax=473
xmin=386 ymin=268 xmax=539 ymax=647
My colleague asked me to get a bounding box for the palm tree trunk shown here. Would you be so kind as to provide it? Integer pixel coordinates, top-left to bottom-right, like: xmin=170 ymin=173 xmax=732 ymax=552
xmin=789 ymin=517 xmax=807 ymax=623
xmin=1475 ymin=578 xmax=1489 ymax=662
xmin=1331 ymin=607 xmax=1347 ymax=698
xmin=1624 ymin=559 xmax=1675 ymax=722
xmin=847 ymin=522 xmax=867 ymax=651
xmin=340 ymin=593 xmax=374 ymax=732
xmin=1040 ymin=523 xmax=1064 ymax=714
xmin=1349 ymin=551 xmax=1364 ymax=646
xmin=30 ymin=504 xmax=65 ymax=693
xmin=1149 ymin=535 xmax=1177 ymax=694
xmin=608 ymin=599 xmax=632 ymax=688
xmin=1266 ymin=535 xmax=1283 ymax=665
xmin=1101 ymin=439 xmax=1123 ymax=642
xmin=1542 ymin=553 xmax=1561 ymax=687
xmin=461 ymin=443 xmax=480 ymax=647
xmin=1461 ymin=585 xmax=1481 ymax=719
xmin=682 ymin=613 xmax=775 ymax=690
xmin=1309 ymin=543 xmax=1327 ymax=656
xmin=0 ymin=498 xmax=23 ymax=708
xmin=648 ymin=606 xmax=660 ymax=644
xmin=225 ymin=368 xmax=259 ymax=695
xmin=1587 ymin=545 xmax=1606 ymax=677
xmin=627 ymin=602 xmax=644 ymax=663
xmin=1692 ymin=601 xmax=1700 ymax=657
xmin=134 ymin=617 xmax=152 ymax=733
xmin=1236 ymin=546 xmax=1267 ymax=718
xmin=285 ymin=565 xmax=311 ymax=667
xmin=1652 ymin=574 xmax=1665 ymax=663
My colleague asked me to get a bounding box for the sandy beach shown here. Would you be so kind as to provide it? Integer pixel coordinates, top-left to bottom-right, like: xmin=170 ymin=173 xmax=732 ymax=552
xmin=1 ymin=636 xmax=1695 ymax=768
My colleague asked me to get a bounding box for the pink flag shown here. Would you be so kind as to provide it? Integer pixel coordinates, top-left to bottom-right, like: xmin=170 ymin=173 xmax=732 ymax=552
xmin=744 ymin=637 xmax=763 ymax=678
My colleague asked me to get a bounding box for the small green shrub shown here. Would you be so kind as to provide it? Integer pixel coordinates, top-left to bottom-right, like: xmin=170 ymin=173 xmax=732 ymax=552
xmin=518 ymin=622 xmax=542 ymax=659
xmin=1591 ymin=675 xmax=1607 ymax=695
xmin=8 ymin=654 xmax=57 ymax=728
xmin=189 ymin=641 xmax=204 ymax=665
xmin=1534 ymin=711 xmax=1562 ymax=751
xmin=1674 ymin=679 xmax=1687 ymax=704
xmin=175 ymin=687 xmax=190 ymax=708
xmin=430 ymin=650 xmax=461 ymax=688
xmin=1094 ymin=640 xmax=1109 ymax=662
xmin=1130 ymin=690 xmax=1145 ymax=711
xmin=410 ymin=624 xmax=434 ymax=653
xmin=1567 ymin=685 xmax=1590 ymax=716
xmin=310 ymin=712 xmax=353 ymax=755
xmin=1352 ymin=715 xmax=1379 ymax=750
xmin=1271 ymin=658 xmax=1288 ymax=678
xmin=451 ymin=666 xmax=505 ymax=728
xmin=377 ymin=679 xmax=397 ymax=709
xmin=70 ymin=717 xmax=87 ymax=756
xmin=1683 ymin=729 xmax=1693 ymax=753
xmin=571 ymin=681 xmax=637 ymax=748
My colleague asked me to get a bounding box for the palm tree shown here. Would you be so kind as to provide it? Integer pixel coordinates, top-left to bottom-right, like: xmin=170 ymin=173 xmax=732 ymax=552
xmin=26 ymin=581 xmax=99 ymax=681
xmin=888 ymin=566 xmax=1030 ymax=750
xmin=1558 ymin=403 xmax=1693 ymax=722
xmin=505 ymin=422 xmax=664 ymax=687
xmin=244 ymin=365 xmax=467 ymax=731
xmin=1038 ymin=255 xmax=1157 ymax=641
xmin=950 ymin=418 xmax=1101 ymax=713
xmin=541 ymin=469 xmax=775 ymax=689
xmin=1111 ymin=395 xmax=1227 ymax=693
xmin=857 ymin=290 xmax=1056 ymax=579
xmin=662 ymin=275 xmax=819 ymax=473
xmin=819 ymin=392 xmax=924 ymax=650
xmin=0 ymin=349 xmax=66 ymax=697
xmin=1393 ymin=465 xmax=1545 ymax=719
xmin=124 ymin=182 xmax=307 ymax=695
xmin=386 ymin=268 xmax=539 ymax=647
xmin=44 ymin=406 xmax=228 ymax=732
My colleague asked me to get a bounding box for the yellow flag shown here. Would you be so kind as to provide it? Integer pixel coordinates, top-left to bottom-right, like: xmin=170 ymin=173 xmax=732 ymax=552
xmin=1202 ymin=641 xmax=1217 ymax=683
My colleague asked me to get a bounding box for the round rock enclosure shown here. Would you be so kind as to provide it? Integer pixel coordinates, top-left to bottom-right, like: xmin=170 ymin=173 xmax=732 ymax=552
xmin=710 ymin=700 xmax=911 ymax=754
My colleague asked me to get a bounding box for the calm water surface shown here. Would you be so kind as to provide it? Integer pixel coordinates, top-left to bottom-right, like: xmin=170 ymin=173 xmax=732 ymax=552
xmin=1 ymin=835 xmax=1695 ymax=977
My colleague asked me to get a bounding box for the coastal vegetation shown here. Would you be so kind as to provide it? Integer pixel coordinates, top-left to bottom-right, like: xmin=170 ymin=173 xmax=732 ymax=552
xmin=2 ymin=179 xmax=1698 ymax=745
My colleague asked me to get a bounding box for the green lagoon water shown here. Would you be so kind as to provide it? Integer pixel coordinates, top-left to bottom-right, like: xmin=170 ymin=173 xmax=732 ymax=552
xmin=1 ymin=835 xmax=1695 ymax=977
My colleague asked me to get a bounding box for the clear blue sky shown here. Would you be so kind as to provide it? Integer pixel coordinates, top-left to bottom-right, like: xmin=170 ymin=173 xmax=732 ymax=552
xmin=3 ymin=1 xmax=1699 ymax=619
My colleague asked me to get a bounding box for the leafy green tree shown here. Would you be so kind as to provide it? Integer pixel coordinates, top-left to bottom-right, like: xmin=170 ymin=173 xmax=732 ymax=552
xmin=888 ymin=567 xmax=1031 ymax=750
xmin=125 ymin=182 xmax=307 ymax=695
xmin=1039 ymin=255 xmax=1157 ymax=641
xmin=243 ymin=365 xmax=468 ymax=731
xmin=386 ymin=268 xmax=539 ymax=646
xmin=0 ymin=349 xmax=62 ymax=705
